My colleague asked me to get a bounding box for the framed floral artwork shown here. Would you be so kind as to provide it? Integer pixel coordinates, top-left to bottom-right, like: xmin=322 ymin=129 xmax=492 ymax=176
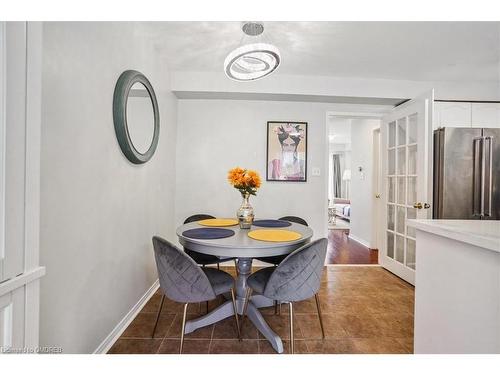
xmin=266 ymin=121 xmax=307 ymax=182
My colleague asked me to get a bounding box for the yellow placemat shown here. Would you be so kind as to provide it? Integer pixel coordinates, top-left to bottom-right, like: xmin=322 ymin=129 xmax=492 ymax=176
xmin=198 ymin=218 xmax=239 ymax=227
xmin=248 ymin=229 xmax=302 ymax=242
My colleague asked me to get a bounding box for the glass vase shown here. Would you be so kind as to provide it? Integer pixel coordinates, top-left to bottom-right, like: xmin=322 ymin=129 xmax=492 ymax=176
xmin=237 ymin=192 xmax=254 ymax=229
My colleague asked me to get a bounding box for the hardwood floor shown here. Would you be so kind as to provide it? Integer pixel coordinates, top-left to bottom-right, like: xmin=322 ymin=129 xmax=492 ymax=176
xmin=326 ymin=229 xmax=378 ymax=265
xmin=108 ymin=266 xmax=414 ymax=354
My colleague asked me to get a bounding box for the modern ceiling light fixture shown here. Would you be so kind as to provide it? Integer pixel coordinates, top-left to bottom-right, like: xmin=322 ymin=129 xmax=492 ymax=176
xmin=224 ymin=22 xmax=281 ymax=82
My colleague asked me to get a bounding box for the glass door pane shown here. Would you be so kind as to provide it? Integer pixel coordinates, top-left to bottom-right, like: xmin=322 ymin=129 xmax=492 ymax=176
xmin=385 ymin=112 xmax=420 ymax=272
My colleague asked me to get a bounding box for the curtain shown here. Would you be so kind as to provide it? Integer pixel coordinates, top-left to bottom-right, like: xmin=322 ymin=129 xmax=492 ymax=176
xmin=332 ymin=154 xmax=341 ymax=198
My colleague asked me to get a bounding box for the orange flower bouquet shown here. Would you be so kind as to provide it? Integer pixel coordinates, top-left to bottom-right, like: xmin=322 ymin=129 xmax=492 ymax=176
xmin=227 ymin=167 xmax=262 ymax=197
xmin=227 ymin=167 xmax=261 ymax=228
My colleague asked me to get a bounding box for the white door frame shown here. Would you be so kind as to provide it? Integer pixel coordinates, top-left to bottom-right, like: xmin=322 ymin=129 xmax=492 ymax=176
xmin=0 ymin=21 xmax=44 ymax=351
xmin=324 ymin=111 xmax=387 ymax=249
xmin=371 ymin=127 xmax=382 ymax=253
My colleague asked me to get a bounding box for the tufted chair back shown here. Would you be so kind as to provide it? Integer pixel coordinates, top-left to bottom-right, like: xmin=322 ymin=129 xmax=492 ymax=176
xmin=263 ymin=238 xmax=327 ymax=302
xmin=278 ymin=216 xmax=308 ymax=226
xmin=184 ymin=214 xmax=215 ymax=224
xmin=152 ymin=236 xmax=216 ymax=303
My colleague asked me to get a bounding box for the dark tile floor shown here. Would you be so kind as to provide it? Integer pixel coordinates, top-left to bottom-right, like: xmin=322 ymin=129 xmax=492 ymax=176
xmin=108 ymin=266 xmax=414 ymax=354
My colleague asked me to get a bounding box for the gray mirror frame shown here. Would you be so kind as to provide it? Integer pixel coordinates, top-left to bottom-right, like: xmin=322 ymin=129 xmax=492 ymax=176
xmin=113 ymin=70 xmax=160 ymax=164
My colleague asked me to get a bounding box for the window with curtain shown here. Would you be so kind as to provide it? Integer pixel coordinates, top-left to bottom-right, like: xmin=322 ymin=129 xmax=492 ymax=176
xmin=332 ymin=154 xmax=342 ymax=198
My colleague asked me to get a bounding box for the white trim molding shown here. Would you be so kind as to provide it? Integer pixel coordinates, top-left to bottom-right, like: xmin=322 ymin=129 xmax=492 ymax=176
xmin=0 ymin=266 xmax=45 ymax=296
xmin=0 ymin=21 xmax=6 ymax=283
xmin=93 ymin=279 xmax=159 ymax=354
xmin=326 ymin=264 xmax=381 ymax=267
xmin=348 ymin=233 xmax=372 ymax=249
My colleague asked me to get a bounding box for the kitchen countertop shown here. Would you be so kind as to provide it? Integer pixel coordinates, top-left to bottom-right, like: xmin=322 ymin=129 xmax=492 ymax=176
xmin=408 ymin=219 xmax=500 ymax=253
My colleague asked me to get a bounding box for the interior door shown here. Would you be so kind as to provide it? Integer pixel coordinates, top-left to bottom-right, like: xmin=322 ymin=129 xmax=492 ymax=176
xmin=0 ymin=21 xmax=44 ymax=351
xmin=380 ymin=91 xmax=434 ymax=285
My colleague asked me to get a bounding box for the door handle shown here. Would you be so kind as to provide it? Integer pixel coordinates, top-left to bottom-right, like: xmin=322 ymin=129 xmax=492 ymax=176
xmin=481 ymin=136 xmax=486 ymax=217
xmin=472 ymin=137 xmax=483 ymax=217
xmin=375 ymin=193 xmax=381 ymax=198
xmin=484 ymin=136 xmax=493 ymax=217
xmin=413 ymin=202 xmax=430 ymax=210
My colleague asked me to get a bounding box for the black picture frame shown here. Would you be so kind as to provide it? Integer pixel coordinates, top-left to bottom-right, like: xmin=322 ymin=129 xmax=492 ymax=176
xmin=266 ymin=121 xmax=308 ymax=182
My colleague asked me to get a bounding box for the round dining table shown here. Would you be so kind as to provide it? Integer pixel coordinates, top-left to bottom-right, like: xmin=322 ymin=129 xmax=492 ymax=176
xmin=176 ymin=220 xmax=313 ymax=353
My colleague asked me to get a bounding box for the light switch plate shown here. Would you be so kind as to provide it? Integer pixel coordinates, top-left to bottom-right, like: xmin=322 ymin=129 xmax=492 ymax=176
xmin=312 ymin=167 xmax=321 ymax=176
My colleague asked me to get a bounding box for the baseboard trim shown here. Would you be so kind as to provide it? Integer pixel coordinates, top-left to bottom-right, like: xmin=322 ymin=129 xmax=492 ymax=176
xmin=93 ymin=279 xmax=159 ymax=354
xmin=326 ymin=264 xmax=381 ymax=267
xmin=348 ymin=234 xmax=371 ymax=248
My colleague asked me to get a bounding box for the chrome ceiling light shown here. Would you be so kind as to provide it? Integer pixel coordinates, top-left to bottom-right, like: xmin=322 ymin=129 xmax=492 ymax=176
xmin=224 ymin=22 xmax=281 ymax=82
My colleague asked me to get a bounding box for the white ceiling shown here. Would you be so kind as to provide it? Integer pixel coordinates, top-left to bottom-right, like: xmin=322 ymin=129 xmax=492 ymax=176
xmin=136 ymin=21 xmax=500 ymax=82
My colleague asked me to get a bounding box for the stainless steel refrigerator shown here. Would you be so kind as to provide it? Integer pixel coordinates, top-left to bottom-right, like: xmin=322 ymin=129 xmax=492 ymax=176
xmin=433 ymin=127 xmax=500 ymax=220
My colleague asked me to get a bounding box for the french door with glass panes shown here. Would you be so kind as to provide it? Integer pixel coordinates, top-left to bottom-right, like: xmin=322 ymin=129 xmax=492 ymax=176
xmin=380 ymin=91 xmax=434 ymax=285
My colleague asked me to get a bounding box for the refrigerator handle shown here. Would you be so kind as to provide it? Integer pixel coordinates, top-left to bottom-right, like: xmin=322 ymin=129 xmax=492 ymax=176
xmin=484 ymin=136 xmax=493 ymax=217
xmin=472 ymin=137 xmax=483 ymax=217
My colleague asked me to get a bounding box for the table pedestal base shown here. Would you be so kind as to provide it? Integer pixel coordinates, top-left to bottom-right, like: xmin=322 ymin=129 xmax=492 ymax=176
xmin=184 ymin=258 xmax=284 ymax=353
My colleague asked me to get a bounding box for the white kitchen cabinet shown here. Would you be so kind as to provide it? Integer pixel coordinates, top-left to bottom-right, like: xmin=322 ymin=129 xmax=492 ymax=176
xmin=411 ymin=220 xmax=500 ymax=354
xmin=471 ymin=103 xmax=500 ymax=128
xmin=433 ymin=101 xmax=472 ymax=129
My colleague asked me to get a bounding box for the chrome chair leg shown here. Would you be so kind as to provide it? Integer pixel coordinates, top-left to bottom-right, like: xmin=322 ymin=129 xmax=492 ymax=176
xmin=179 ymin=303 xmax=189 ymax=354
xmin=289 ymin=302 xmax=294 ymax=354
xmin=240 ymin=288 xmax=253 ymax=329
xmin=151 ymin=294 xmax=165 ymax=338
xmin=230 ymin=288 xmax=241 ymax=340
xmin=314 ymin=294 xmax=325 ymax=339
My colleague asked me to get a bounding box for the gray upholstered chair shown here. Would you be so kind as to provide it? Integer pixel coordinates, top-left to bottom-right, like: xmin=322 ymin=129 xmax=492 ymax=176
xmin=183 ymin=214 xmax=223 ymax=269
xmin=183 ymin=214 xmax=238 ymax=313
xmin=255 ymin=216 xmax=309 ymax=267
xmin=242 ymin=238 xmax=328 ymax=354
xmin=255 ymin=216 xmax=310 ymax=314
xmin=152 ymin=236 xmax=240 ymax=353
xmin=279 ymin=216 xmax=308 ymax=226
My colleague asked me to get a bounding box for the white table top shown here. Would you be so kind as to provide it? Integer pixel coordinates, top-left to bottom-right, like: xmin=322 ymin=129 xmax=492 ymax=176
xmin=408 ymin=219 xmax=500 ymax=253
xmin=176 ymin=221 xmax=313 ymax=258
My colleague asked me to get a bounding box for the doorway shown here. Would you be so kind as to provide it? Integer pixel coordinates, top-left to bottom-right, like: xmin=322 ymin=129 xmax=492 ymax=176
xmin=0 ymin=22 xmax=44 ymax=351
xmin=326 ymin=112 xmax=385 ymax=265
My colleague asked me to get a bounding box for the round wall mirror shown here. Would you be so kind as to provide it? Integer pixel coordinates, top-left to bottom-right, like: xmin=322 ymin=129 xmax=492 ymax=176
xmin=126 ymin=82 xmax=156 ymax=154
xmin=113 ymin=70 xmax=160 ymax=164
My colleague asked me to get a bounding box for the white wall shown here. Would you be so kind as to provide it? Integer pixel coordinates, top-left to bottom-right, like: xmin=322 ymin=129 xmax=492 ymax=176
xmin=349 ymin=119 xmax=381 ymax=248
xmin=39 ymin=22 xmax=178 ymax=353
xmin=175 ymin=100 xmax=390 ymax=240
